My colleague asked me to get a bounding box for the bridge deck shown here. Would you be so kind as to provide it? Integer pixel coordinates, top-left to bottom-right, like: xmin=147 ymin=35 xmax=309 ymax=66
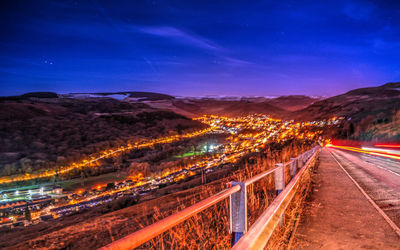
xmin=291 ymin=148 xmax=400 ymax=249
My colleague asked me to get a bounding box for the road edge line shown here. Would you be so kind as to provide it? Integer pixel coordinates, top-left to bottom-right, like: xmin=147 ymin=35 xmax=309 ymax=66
xmin=328 ymin=148 xmax=400 ymax=238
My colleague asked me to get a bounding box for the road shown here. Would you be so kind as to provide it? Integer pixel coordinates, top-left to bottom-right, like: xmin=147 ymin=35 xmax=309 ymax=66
xmin=328 ymin=147 xmax=400 ymax=228
xmin=292 ymin=148 xmax=400 ymax=249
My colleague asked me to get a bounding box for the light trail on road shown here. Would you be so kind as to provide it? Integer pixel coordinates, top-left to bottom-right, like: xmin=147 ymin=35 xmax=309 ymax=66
xmin=374 ymin=144 xmax=400 ymax=148
xmin=326 ymin=144 xmax=400 ymax=160
xmin=328 ymin=147 xmax=400 ymax=229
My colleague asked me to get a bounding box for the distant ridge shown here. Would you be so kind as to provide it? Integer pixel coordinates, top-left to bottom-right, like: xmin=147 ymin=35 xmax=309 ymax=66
xmin=293 ymin=82 xmax=400 ymax=121
xmin=0 ymin=92 xmax=58 ymax=101
xmin=67 ymin=91 xmax=175 ymax=101
xmin=291 ymin=82 xmax=400 ymax=140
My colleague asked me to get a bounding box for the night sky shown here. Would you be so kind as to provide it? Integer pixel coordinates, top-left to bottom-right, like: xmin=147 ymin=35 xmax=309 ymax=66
xmin=1 ymin=0 xmax=400 ymax=97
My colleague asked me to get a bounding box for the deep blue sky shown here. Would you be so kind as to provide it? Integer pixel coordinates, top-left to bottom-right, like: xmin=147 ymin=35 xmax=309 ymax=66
xmin=1 ymin=0 xmax=400 ymax=96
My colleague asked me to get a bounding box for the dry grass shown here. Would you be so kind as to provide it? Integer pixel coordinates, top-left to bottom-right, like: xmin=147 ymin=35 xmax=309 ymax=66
xmin=266 ymin=153 xmax=318 ymax=250
xmin=5 ymin=142 xmax=317 ymax=249
xmin=135 ymin=143 xmax=317 ymax=249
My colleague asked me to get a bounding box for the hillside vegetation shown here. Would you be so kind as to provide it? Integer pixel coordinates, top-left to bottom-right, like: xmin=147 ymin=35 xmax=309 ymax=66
xmin=293 ymin=82 xmax=400 ymax=141
xmin=142 ymin=95 xmax=320 ymax=118
xmin=0 ymin=96 xmax=204 ymax=177
xmin=1 ymin=82 xmax=399 ymax=177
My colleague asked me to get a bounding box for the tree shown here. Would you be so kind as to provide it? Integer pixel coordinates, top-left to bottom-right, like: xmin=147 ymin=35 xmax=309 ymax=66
xmin=20 ymin=158 xmax=32 ymax=174
xmin=80 ymin=171 xmax=85 ymax=179
xmin=3 ymin=164 xmax=14 ymax=176
xmin=24 ymin=206 xmax=31 ymax=221
xmin=348 ymin=123 xmax=354 ymax=138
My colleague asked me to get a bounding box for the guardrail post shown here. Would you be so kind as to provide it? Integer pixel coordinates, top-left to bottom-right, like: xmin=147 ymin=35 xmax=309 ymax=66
xmin=230 ymin=181 xmax=247 ymax=246
xmin=298 ymin=155 xmax=304 ymax=169
xmin=274 ymin=163 xmax=285 ymax=226
xmin=274 ymin=163 xmax=285 ymax=195
xmin=290 ymin=158 xmax=297 ymax=177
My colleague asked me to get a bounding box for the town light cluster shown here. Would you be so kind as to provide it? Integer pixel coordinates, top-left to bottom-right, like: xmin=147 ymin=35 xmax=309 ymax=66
xmin=0 ymin=127 xmax=215 ymax=185
xmin=1 ymin=114 xmax=338 ymax=227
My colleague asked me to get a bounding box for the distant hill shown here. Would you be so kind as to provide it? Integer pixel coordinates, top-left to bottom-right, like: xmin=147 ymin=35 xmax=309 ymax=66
xmin=66 ymin=91 xmax=175 ymax=101
xmin=264 ymin=95 xmax=320 ymax=111
xmin=129 ymin=85 xmax=398 ymax=140
xmin=293 ymin=82 xmax=400 ymax=120
xmin=0 ymin=92 xmax=58 ymax=101
xmin=125 ymin=91 xmax=175 ymax=101
xmin=0 ymin=96 xmax=204 ymax=177
xmin=2 ymin=83 xmax=398 ymax=143
xmin=138 ymin=95 xmax=320 ymax=118
xmin=58 ymin=92 xmax=319 ymax=117
xmin=293 ymin=82 xmax=400 ymax=140
xmin=171 ymin=99 xmax=289 ymax=117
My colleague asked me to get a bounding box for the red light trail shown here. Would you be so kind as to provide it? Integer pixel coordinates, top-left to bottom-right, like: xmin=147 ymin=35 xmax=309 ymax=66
xmin=326 ymin=144 xmax=400 ymax=161
xmin=374 ymin=144 xmax=400 ymax=148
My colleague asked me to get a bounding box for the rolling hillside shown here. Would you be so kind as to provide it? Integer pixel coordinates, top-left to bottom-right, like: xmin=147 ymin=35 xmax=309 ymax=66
xmin=293 ymin=82 xmax=400 ymax=140
xmin=141 ymin=95 xmax=320 ymax=118
xmin=0 ymin=94 xmax=204 ymax=177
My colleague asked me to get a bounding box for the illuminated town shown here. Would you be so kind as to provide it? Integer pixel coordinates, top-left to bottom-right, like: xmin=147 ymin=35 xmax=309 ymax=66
xmin=2 ymin=1 xmax=400 ymax=248
xmin=0 ymin=115 xmax=339 ymax=226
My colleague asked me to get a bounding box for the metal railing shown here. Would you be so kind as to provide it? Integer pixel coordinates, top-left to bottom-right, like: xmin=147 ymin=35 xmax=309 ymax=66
xmin=100 ymin=146 xmax=320 ymax=249
xmin=232 ymin=147 xmax=319 ymax=249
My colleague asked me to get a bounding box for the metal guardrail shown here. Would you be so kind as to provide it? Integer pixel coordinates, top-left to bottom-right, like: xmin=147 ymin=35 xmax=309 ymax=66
xmin=232 ymin=146 xmax=320 ymax=249
xmin=100 ymin=185 xmax=241 ymax=249
xmin=100 ymin=146 xmax=320 ymax=250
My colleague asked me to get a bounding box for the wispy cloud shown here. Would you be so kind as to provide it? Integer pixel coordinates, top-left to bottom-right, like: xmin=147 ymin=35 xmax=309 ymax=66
xmin=132 ymin=25 xmax=221 ymax=51
xmin=220 ymin=56 xmax=253 ymax=66
xmin=367 ymin=37 xmax=400 ymax=52
xmin=130 ymin=25 xmax=258 ymax=68
xmin=142 ymin=57 xmax=158 ymax=73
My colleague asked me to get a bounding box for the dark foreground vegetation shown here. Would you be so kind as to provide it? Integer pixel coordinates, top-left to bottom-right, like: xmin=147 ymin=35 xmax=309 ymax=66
xmin=0 ymin=95 xmax=204 ymax=177
xmin=0 ymin=139 xmax=315 ymax=249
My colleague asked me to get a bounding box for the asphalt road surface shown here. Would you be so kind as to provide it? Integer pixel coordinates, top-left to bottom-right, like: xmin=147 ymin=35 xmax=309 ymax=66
xmin=329 ymin=147 xmax=400 ymax=228
xmin=292 ymin=148 xmax=400 ymax=249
